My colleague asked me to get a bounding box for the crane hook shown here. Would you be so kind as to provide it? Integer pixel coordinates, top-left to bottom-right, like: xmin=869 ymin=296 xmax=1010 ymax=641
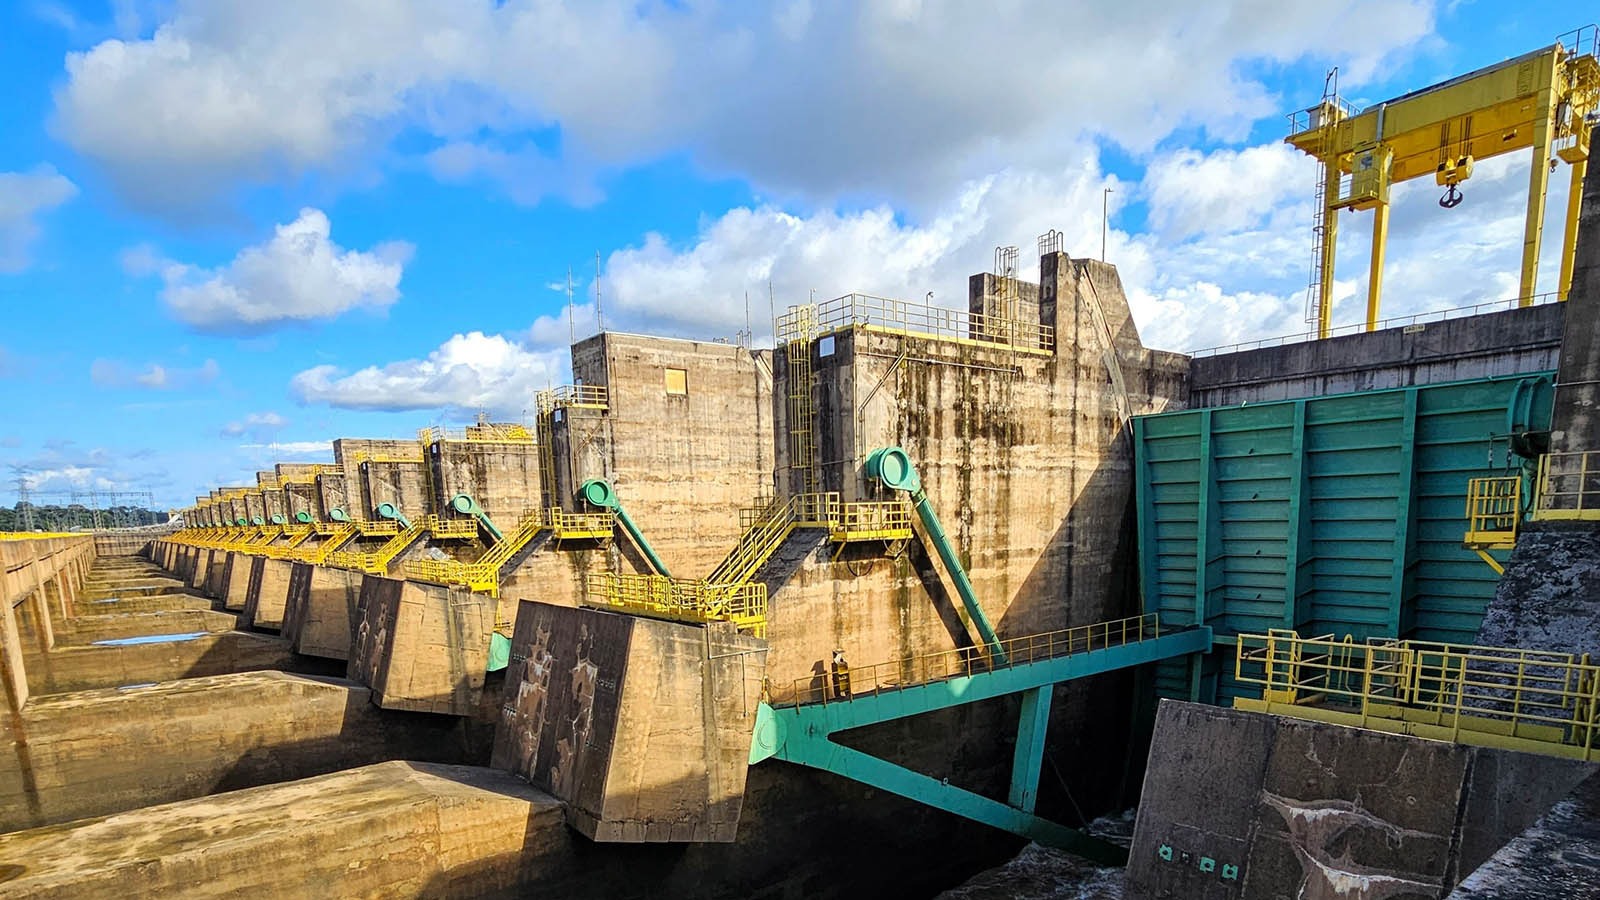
xmin=1439 ymin=183 xmax=1464 ymax=209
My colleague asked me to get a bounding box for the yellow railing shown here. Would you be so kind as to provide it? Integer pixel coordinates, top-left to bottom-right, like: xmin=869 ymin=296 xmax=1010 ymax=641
xmin=1536 ymin=451 xmax=1600 ymax=520
xmin=776 ymin=614 xmax=1164 ymax=706
xmin=536 ymin=384 xmax=610 ymax=412
xmin=418 ymin=422 xmax=536 ymax=445
xmin=777 ymin=293 xmax=1056 ymax=355
xmin=583 ymin=572 xmax=768 ymax=638
xmin=347 ymin=450 xmax=424 ymax=465
xmin=275 ymin=464 xmax=341 ymax=484
xmin=709 ymin=491 xmax=913 ymax=585
xmin=424 ymin=515 xmax=480 ymax=539
xmin=1234 ymin=630 xmax=1600 ymax=762
xmin=827 ymin=498 xmax=913 ymax=542
xmin=402 ymin=557 xmax=499 ymax=593
xmin=548 ymin=508 xmax=615 ymax=539
xmin=354 ymin=519 xmax=400 ymax=536
xmin=1464 ymin=476 xmax=1521 ymax=546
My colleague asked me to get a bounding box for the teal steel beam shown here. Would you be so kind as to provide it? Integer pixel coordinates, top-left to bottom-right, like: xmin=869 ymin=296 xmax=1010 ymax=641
xmin=751 ymin=627 xmax=1210 ymax=860
xmin=1284 ymin=400 xmax=1312 ymax=631
xmin=1192 ymin=411 xmax=1219 ymax=703
xmin=1133 ymin=417 xmax=1159 ymax=616
xmin=866 ymin=447 xmax=1006 ymax=663
xmin=780 ymin=735 xmax=1123 ymax=864
xmin=1389 ymin=390 xmax=1419 ymax=637
xmin=1009 ymin=685 xmax=1051 ymax=813
xmin=579 ymin=479 xmax=670 ymax=577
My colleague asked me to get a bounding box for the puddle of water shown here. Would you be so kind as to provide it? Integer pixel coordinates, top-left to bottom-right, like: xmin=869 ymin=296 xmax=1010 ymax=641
xmin=115 ymin=683 xmax=158 ymax=691
xmin=92 ymin=632 xmax=207 ymax=646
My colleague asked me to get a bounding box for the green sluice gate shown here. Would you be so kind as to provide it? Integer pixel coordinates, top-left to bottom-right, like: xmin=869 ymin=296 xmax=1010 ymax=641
xmin=1133 ymin=372 xmax=1553 ymax=704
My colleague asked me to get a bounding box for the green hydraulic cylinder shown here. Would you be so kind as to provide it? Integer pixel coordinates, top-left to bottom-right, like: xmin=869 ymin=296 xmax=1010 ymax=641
xmin=450 ymin=494 xmax=504 ymax=544
xmin=294 ymin=510 xmax=312 ymax=524
xmin=579 ymin=479 xmax=670 ymax=577
xmin=867 ymin=446 xmax=1007 ymax=664
xmin=375 ymin=502 xmax=411 ymax=530
xmin=329 ymin=507 xmax=350 ymax=522
xmin=270 ymin=514 xmax=286 ymax=525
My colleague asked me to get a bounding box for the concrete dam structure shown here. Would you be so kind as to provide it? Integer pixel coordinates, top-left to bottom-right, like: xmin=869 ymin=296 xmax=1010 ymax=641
xmin=5 ymin=44 xmax=1600 ymax=899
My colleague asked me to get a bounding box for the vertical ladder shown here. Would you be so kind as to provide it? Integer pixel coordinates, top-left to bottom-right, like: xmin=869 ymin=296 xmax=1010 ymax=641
xmin=1304 ymin=163 xmax=1329 ymax=326
xmin=536 ymin=392 xmax=559 ymax=510
xmin=787 ymin=310 xmax=818 ymax=494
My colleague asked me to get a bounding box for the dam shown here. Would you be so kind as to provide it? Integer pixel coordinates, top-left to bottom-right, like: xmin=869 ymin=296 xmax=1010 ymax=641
xmin=5 ymin=33 xmax=1600 ymax=900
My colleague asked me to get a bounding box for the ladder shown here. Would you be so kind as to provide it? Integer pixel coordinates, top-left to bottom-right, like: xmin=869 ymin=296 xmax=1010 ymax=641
xmin=1304 ymin=162 xmax=1329 ymax=326
xmin=786 ymin=310 xmax=818 ymax=494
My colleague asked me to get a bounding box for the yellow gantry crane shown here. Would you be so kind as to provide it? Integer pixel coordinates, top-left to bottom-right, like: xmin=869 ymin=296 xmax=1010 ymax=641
xmin=1288 ymin=28 xmax=1600 ymax=338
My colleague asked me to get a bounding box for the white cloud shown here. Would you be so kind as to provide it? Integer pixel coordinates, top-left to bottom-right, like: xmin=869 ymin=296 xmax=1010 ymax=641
xmin=221 ymin=411 xmax=288 ymax=438
xmin=52 ymin=0 xmax=1434 ymax=216
xmin=0 ymin=165 xmax=77 ymax=272
xmin=137 ymin=208 xmax=412 ymax=333
xmin=290 ymin=331 xmax=565 ymax=415
xmin=240 ymin=440 xmax=328 ymax=457
xmin=1142 ymin=144 xmax=1316 ymax=240
xmin=90 ymin=357 xmax=220 ymax=390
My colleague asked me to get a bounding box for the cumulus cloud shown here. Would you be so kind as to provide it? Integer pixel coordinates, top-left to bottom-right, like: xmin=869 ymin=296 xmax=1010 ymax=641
xmin=240 ymin=440 xmax=329 ymax=457
xmin=132 ymin=208 xmax=412 ymax=333
xmin=52 ymin=0 xmax=1434 ymax=216
xmin=90 ymin=357 xmax=220 ymax=390
xmin=0 ymin=165 xmax=77 ymax=272
xmin=221 ymin=411 xmax=288 ymax=439
xmin=291 ymin=331 xmax=565 ymax=415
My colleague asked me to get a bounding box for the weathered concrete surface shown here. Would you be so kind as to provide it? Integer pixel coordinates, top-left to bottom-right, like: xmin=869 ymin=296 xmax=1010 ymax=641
xmin=1188 ymin=304 xmax=1563 ymax=407
xmin=240 ymin=557 xmax=293 ymax=631
xmin=1124 ymin=701 xmax=1594 ymax=899
xmin=220 ymin=551 xmax=250 ymax=612
xmin=350 ymin=578 xmax=493 ymax=715
xmin=358 ymin=459 xmax=430 ymax=521
xmin=492 ymin=602 xmax=765 ymax=842
xmin=0 ymin=762 xmax=570 ymax=900
xmin=1551 ymin=158 xmax=1600 ymax=452
xmin=48 ymin=609 xmax=237 ymax=644
xmin=1477 ymin=521 xmax=1600 ymax=657
xmin=281 ymin=562 xmax=361 ymax=660
xmin=0 ymin=671 xmax=486 ymax=832
xmin=569 ymin=332 xmax=775 ymax=576
xmin=1450 ymin=771 xmax=1600 ymax=898
xmin=22 ymin=631 xmax=335 ymax=695
xmin=428 ymin=440 xmax=542 ymax=530
xmin=72 ymin=593 xmax=213 ymax=615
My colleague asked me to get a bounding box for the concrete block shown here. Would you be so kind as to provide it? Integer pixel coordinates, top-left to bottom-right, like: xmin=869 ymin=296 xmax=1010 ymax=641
xmin=0 ymin=762 xmax=571 ymax=899
xmin=240 ymin=557 xmax=293 ymax=631
xmin=0 ymin=671 xmax=482 ymax=831
xmin=52 ymin=609 xmax=238 ymax=644
xmin=222 ymin=552 xmax=250 ymax=611
xmin=23 ymin=631 xmax=319 ymax=695
xmin=281 ymin=562 xmax=361 ymax=660
xmin=350 ymin=578 xmax=493 ymax=715
xmin=492 ymin=601 xmax=765 ymax=842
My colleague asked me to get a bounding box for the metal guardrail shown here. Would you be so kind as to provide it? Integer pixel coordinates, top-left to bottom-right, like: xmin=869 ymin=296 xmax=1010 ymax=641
xmin=1189 ymin=291 xmax=1562 ymax=358
xmin=1465 ymin=476 xmax=1521 ymax=545
xmin=418 ymin=423 xmax=536 ymax=445
xmin=536 ymin=384 xmax=610 ymax=413
xmin=777 ymin=293 xmax=1056 ymax=355
xmin=1235 ymin=630 xmax=1600 ymax=761
xmin=583 ymin=572 xmax=768 ymax=638
xmin=424 ymin=515 xmax=480 ymax=539
xmin=1536 ymin=451 xmax=1600 ymax=520
xmin=775 ymin=613 xmax=1166 ymax=707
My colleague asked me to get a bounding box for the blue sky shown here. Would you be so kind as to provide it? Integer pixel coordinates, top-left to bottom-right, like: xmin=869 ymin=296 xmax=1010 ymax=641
xmin=0 ymin=0 xmax=1589 ymax=509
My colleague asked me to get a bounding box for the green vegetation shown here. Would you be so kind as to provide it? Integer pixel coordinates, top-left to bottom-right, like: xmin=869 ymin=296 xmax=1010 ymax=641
xmin=1 ymin=504 xmax=169 ymax=533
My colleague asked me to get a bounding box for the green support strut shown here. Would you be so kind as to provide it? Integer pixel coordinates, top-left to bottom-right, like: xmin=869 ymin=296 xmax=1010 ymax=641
xmin=450 ymin=494 xmax=503 ymax=544
xmin=580 ymin=479 xmax=670 ymax=577
xmin=867 ymin=446 xmax=1007 ymax=664
xmin=375 ymin=502 xmax=411 ymax=530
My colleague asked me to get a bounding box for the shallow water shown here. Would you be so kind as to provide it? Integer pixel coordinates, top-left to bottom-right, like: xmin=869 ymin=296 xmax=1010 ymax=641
xmin=935 ymin=811 xmax=1133 ymax=900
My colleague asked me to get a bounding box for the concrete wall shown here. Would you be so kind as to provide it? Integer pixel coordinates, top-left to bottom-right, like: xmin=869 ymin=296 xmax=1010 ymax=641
xmin=0 ymin=671 xmax=483 ymax=832
xmin=571 ymin=332 xmax=775 ymax=577
xmin=349 ymin=577 xmax=493 ymax=715
xmin=315 ymin=472 xmax=350 ymax=518
xmin=281 ymin=562 xmax=363 ymax=660
xmin=358 ymin=460 xmax=431 ymax=522
xmin=429 ymin=441 xmax=542 ymax=527
xmin=763 ymin=255 xmax=1187 ymax=694
xmin=491 ymin=602 xmax=765 ymax=842
xmin=240 ymin=557 xmax=294 ymax=631
xmin=1552 ymin=159 xmax=1600 ymax=452
xmin=1124 ymin=701 xmax=1593 ymax=899
xmin=1477 ymin=521 xmax=1600 ymax=657
xmin=1188 ymin=303 xmax=1564 ymax=408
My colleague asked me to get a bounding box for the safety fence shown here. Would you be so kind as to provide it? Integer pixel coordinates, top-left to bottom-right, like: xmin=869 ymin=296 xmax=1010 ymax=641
xmin=777 ymin=293 xmax=1056 ymax=355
